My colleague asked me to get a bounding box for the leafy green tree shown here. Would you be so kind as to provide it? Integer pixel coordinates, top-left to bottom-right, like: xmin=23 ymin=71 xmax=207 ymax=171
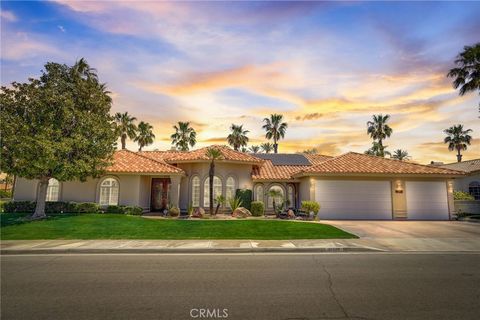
xmin=249 ymin=145 xmax=260 ymax=153
xmin=391 ymin=149 xmax=410 ymax=161
xmin=0 ymin=59 xmax=117 ymax=219
xmin=260 ymin=142 xmax=274 ymax=153
xmin=171 ymin=121 xmax=196 ymax=151
xmin=134 ymin=121 xmax=155 ymax=151
xmin=227 ymin=124 xmax=249 ymax=151
xmin=205 ymin=147 xmax=223 ymax=215
xmin=447 ymin=43 xmax=480 ymax=112
xmin=366 ymin=114 xmax=393 ymax=157
xmin=262 ymin=114 xmax=288 ymax=153
xmin=114 ymin=112 xmax=137 ymax=149
xmin=444 ymin=124 xmax=473 ymax=162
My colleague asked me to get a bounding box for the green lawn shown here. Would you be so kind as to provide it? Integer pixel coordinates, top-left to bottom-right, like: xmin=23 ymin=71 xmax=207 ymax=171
xmin=0 ymin=213 xmax=356 ymax=240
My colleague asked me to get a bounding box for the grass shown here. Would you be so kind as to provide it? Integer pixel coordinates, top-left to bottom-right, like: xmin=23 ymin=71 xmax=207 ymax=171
xmin=0 ymin=212 xmax=356 ymax=240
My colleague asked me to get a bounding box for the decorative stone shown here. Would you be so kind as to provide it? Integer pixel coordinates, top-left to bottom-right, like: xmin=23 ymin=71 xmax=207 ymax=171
xmin=232 ymin=207 xmax=252 ymax=218
xmin=192 ymin=207 xmax=205 ymax=218
xmin=287 ymin=209 xmax=295 ymax=218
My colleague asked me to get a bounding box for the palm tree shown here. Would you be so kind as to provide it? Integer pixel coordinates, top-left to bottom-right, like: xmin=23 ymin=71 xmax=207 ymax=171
xmin=366 ymin=114 xmax=393 ymax=157
xmin=365 ymin=141 xmax=391 ymax=157
xmin=391 ymin=149 xmax=410 ymax=161
xmin=267 ymin=188 xmax=284 ymax=214
xmin=302 ymin=148 xmax=318 ymax=154
xmin=444 ymin=124 xmax=473 ymax=162
xmin=227 ymin=124 xmax=249 ymax=151
xmin=214 ymin=195 xmax=226 ymax=215
xmin=260 ymin=142 xmax=274 ymax=153
xmin=134 ymin=121 xmax=155 ymax=151
xmin=249 ymin=145 xmax=260 ymax=153
xmin=114 ymin=112 xmax=137 ymax=149
xmin=262 ymin=114 xmax=288 ymax=153
xmin=171 ymin=121 xmax=196 ymax=151
xmin=447 ymin=43 xmax=480 ymax=112
xmin=205 ymin=147 xmax=223 ymax=215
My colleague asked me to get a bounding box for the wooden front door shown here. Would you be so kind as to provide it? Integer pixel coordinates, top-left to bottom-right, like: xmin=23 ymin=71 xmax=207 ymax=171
xmin=151 ymin=178 xmax=171 ymax=212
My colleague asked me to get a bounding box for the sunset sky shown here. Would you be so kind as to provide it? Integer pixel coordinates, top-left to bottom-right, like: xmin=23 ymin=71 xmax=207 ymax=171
xmin=1 ymin=1 xmax=479 ymax=164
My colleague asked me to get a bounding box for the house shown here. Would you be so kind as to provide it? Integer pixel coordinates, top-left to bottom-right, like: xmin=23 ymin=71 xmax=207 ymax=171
xmin=437 ymin=159 xmax=480 ymax=200
xmin=13 ymin=145 xmax=464 ymax=220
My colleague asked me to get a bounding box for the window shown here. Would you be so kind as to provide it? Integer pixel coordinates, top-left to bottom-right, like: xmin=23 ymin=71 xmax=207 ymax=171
xmin=204 ymin=176 xmax=222 ymax=207
xmin=226 ymin=177 xmax=236 ymax=207
xmin=254 ymin=184 xmax=264 ymax=202
xmin=287 ymin=185 xmax=294 ymax=208
xmin=267 ymin=185 xmax=284 ymax=209
xmin=469 ymin=181 xmax=480 ymax=200
xmin=99 ymin=178 xmax=119 ymax=206
xmin=45 ymin=178 xmax=60 ymax=202
xmin=191 ymin=176 xmax=200 ymax=207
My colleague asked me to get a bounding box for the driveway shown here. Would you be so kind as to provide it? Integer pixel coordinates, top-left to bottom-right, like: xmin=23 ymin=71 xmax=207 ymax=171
xmin=319 ymin=220 xmax=480 ymax=251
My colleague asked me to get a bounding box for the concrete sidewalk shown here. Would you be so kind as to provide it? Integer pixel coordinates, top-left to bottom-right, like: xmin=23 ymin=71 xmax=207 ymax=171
xmin=2 ymin=236 xmax=480 ymax=254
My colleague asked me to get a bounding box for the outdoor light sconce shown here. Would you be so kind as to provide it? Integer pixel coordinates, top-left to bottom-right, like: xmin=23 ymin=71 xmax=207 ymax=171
xmin=447 ymin=181 xmax=454 ymax=193
xmin=395 ymin=180 xmax=403 ymax=193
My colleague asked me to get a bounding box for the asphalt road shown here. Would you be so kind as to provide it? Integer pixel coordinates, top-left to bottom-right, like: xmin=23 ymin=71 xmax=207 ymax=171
xmin=2 ymin=253 xmax=480 ymax=320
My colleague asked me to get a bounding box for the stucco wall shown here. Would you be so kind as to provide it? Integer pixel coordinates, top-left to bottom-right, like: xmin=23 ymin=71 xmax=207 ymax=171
xmin=453 ymin=173 xmax=480 ymax=193
xmin=455 ymin=200 xmax=480 ymax=214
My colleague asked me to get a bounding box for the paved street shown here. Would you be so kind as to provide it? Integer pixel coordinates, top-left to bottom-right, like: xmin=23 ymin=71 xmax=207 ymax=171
xmin=2 ymin=253 xmax=480 ymax=320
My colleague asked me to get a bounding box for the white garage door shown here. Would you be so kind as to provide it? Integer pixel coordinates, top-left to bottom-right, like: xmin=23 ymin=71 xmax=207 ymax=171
xmin=406 ymin=181 xmax=449 ymax=220
xmin=315 ymin=180 xmax=392 ymax=220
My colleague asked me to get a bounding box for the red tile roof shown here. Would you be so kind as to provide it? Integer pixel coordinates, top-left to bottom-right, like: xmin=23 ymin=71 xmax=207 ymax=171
xmin=107 ymin=150 xmax=183 ymax=174
xmin=294 ymin=152 xmax=465 ymax=176
xmin=252 ymin=160 xmax=309 ymax=180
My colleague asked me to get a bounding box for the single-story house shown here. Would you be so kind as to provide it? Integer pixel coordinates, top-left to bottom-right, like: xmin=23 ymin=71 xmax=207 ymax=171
xmin=14 ymin=145 xmax=464 ymax=220
xmin=436 ymin=159 xmax=480 ymax=200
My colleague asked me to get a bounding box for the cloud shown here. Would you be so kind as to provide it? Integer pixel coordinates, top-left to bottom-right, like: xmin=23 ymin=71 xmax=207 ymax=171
xmin=0 ymin=31 xmax=61 ymax=61
xmin=1 ymin=10 xmax=17 ymax=22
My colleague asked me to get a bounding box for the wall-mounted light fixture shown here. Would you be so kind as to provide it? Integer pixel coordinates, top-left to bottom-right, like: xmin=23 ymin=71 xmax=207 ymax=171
xmin=395 ymin=180 xmax=403 ymax=193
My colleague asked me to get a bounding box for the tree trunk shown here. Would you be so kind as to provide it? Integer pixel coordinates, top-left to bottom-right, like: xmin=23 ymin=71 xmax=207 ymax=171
xmin=209 ymin=161 xmax=214 ymax=215
xmin=457 ymin=148 xmax=462 ymax=162
xmin=32 ymin=177 xmax=49 ymax=219
xmin=11 ymin=175 xmax=16 ymax=200
xmin=121 ymin=135 xmax=126 ymax=149
xmin=274 ymin=136 xmax=278 ymax=154
xmin=138 ymin=145 xmax=143 ymax=152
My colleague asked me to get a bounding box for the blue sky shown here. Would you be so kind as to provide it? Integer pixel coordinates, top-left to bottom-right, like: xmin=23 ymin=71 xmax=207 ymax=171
xmin=1 ymin=1 xmax=479 ymax=163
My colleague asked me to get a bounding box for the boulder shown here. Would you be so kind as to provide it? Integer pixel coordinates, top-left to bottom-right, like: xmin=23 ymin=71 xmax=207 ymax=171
xmin=232 ymin=207 xmax=252 ymax=218
xmin=192 ymin=207 xmax=205 ymax=218
xmin=287 ymin=209 xmax=295 ymax=219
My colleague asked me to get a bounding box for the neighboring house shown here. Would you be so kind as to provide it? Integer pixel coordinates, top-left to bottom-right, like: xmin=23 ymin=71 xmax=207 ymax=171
xmin=14 ymin=145 xmax=464 ymax=220
xmin=437 ymin=159 xmax=480 ymax=200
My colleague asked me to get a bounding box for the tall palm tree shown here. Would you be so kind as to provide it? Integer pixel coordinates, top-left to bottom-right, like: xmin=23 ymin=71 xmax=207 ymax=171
xmin=262 ymin=114 xmax=288 ymax=153
xmin=171 ymin=121 xmax=196 ymax=151
xmin=364 ymin=141 xmax=391 ymax=157
xmin=267 ymin=188 xmax=284 ymax=214
xmin=366 ymin=114 xmax=393 ymax=157
xmin=391 ymin=149 xmax=410 ymax=161
xmin=134 ymin=121 xmax=155 ymax=151
xmin=260 ymin=142 xmax=274 ymax=153
xmin=444 ymin=124 xmax=473 ymax=162
xmin=249 ymin=145 xmax=260 ymax=153
xmin=227 ymin=124 xmax=249 ymax=151
xmin=205 ymin=147 xmax=223 ymax=215
xmin=114 ymin=112 xmax=137 ymax=149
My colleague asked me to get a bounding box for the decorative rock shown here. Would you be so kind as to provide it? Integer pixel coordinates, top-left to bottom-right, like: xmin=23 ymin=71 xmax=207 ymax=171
xmin=287 ymin=209 xmax=295 ymax=218
xmin=192 ymin=207 xmax=205 ymax=218
xmin=232 ymin=207 xmax=252 ymax=218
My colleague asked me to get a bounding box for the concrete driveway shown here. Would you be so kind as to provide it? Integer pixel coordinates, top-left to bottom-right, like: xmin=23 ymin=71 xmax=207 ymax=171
xmin=322 ymin=220 xmax=480 ymax=251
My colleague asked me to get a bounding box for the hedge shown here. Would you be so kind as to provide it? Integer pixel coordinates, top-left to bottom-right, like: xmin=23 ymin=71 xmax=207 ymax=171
xmin=2 ymin=201 xmax=142 ymax=215
xmin=250 ymin=201 xmax=265 ymax=217
xmin=235 ymin=189 xmax=252 ymax=210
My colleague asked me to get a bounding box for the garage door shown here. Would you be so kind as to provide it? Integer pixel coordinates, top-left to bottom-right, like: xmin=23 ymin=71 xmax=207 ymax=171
xmin=315 ymin=180 xmax=392 ymax=219
xmin=406 ymin=181 xmax=449 ymax=220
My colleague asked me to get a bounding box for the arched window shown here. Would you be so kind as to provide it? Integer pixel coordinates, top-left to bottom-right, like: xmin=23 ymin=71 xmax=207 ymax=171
xmin=191 ymin=176 xmax=200 ymax=207
xmin=204 ymin=176 xmax=222 ymax=207
xmin=254 ymin=184 xmax=264 ymax=202
xmin=267 ymin=185 xmax=284 ymax=209
xmin=46 ymin=178 xmax=60 ymax=202
xmin=226 ymin=176 xmax=236 ymax=206
xmin=99 ymin=178 xmax=119 ymax=206
xmin=287 ymin=185 xmax=295 ymax=208
xmin=469 ymin=181 xmax=480 ymax=200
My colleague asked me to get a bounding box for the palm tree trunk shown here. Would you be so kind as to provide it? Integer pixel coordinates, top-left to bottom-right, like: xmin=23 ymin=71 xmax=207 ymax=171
xmin=121 ymin=135 xmax=127 ymax=149
xmin=138 ymin=145 xmax=143 ymax=152
xmin=274 ymin=136 xmax=278 ymax=154
xmin=209 ymin=161 xmax=214 ymax=215
xmin=32 ymin=177 xmax=49 ymax=219
xmin=456 ymin=147 xmax=462 ymax=162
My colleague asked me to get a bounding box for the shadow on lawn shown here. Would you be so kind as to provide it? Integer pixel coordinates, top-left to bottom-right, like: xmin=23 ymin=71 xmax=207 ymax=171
xmin=0 ymin=212 xmax=80 ymax=228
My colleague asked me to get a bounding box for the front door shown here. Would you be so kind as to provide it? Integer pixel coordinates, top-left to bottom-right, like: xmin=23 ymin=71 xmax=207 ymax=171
xmin=151 ymin=178 xmax=171 ymax=212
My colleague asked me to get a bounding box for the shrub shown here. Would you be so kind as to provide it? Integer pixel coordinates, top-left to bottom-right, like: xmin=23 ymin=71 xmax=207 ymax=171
xmin=105 ymin=205 xmax=124 ymax=214
xmin=124 ymin=206 xmax=143 ymax=215
xmin=235 ymin=189 xmax=252 ymax=210
xmin=45 ymin=201 xmax=76 ymax=213
xmin=169 ymin=206 xmax=180 ymax=217
xmin=301 ymin=201 xmax=321 ymax=219
xmin=73 ymin=202 xmax=100 ymax=213
xmin=0 ymin=190 xmax=12 ymax=199
xmin=3 ymin=201 xmax=36 ymax=213
xmin=251 ymin=201 xmax=265 ymax=217
xmin=453 ymin=191 xmax=475 ymax=201
xmin=228 ymin=197 xmax=243 ymax=212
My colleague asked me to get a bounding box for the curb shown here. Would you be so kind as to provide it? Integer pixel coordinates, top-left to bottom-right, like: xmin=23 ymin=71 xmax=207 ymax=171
xmin=1 ymin=246 xmax=381 ymax=255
